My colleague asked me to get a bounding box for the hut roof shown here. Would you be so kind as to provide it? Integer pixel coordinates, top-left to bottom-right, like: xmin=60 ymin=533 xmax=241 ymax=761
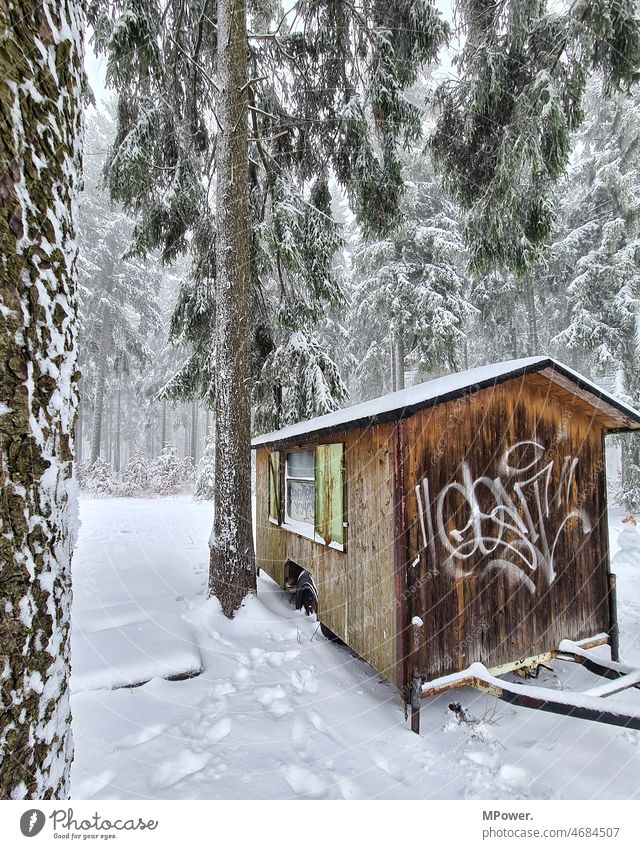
xmin=252 ymin=356 xmax=640 ymax=448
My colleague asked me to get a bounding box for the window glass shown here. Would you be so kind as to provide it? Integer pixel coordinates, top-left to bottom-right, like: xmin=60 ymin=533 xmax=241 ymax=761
xmin=287 ymin=450 xmax=314 ymax=479
xmin=286 ymin=450 xmax=315 ymax=526
xmin=286 ymin=480 xmax=315 ymax=524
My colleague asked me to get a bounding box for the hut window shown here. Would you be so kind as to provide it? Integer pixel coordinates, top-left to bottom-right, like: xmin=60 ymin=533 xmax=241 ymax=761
xmin=268 ymin=451 xmax=281 ymax=525
xmin=285 ymin=450 xmax=315 ymax=527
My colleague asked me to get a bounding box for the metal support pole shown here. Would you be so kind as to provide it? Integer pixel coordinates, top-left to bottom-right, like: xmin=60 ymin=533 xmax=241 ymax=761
xmin=608 ymin=572 xmax=620 ymax=662
xmin=410 ymin=617 xmax=424 ymax=734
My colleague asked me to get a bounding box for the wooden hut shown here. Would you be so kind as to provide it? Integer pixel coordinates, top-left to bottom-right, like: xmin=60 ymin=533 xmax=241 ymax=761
xmin=252 ymin=357 xmax=640 ymax=711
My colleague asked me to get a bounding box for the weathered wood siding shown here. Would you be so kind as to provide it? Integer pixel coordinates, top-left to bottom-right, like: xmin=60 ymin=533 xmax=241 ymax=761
xmin=403 ymin=375 xmax=611 ymax=681
xmin=255 ymin=423 xmax=398 ymax=680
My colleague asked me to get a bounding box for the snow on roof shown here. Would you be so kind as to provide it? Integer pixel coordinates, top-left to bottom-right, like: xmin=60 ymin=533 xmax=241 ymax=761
xmin=252 ymin=355 xmax=640 ymax=447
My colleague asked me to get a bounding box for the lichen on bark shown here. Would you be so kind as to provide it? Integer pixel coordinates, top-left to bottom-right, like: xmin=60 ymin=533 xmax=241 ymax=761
xmin=0 ymin=0 xmax=84 ymax=800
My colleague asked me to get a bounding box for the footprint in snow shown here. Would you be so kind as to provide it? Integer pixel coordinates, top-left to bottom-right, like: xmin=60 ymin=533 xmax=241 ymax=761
xmin=291 ymin=719 xmax=313 ymax=763
xmin=284 ymin=765 xmax=326 ymax=799
xmin=266 ymin=649 xmax=300 ymax=668
xmin=290 ymin=667 xmax=318 ymax=694
xmin=248 ymin=647 xmax=266 ymax=668
xmin=256 ymin=685 xmax=287 ymax=706
xmin=372 ymin=752 xmax=408 ymax=783
xmin=72 ymin=769 xmax=115 ymax=800
xmin=205 ymin=717 xmax=232 ymax=743
xmin=149 ymin=750 xmax=211 ymax=791
xmin=210 ymin=681 xmax=235 ymax=699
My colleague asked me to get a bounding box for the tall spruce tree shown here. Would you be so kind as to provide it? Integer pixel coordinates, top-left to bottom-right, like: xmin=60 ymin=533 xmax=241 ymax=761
xmin=430 ymin=0 xmax=640 ymax=273
xmin=78 ymin=111 xmax=163 ymax=466
xmin=89 ymin=0 xmax=450 ymax=614
xmin=0 ymin=0 xmax=84 ymax=798
xmin=349 ymin=153 xmax=472 ymax=398
xmin=550 ymin=78 xmax=640 ymax=507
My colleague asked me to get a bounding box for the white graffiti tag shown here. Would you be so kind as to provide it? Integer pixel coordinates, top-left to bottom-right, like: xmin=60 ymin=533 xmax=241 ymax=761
xmin=414 ymin=441 xmax=592 ymax=594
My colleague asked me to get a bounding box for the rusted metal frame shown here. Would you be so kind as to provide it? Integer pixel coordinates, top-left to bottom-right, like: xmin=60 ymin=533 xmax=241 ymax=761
xmin=410 ymin=618 xmax=424 ymax=734
xmin=608 ymin=573 xmax=620 ymax=663
xmin=560 ymin=649 xmax=640 ymax=686
xmin=422 ymin=671 xmax=640 ymax=730
xmin=495 ymin=688 xmax=640 ymax=731
xmin=392 ymin=419 xmax=410 ymax=696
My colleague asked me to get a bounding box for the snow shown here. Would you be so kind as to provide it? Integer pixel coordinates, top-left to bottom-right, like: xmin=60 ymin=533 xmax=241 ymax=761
xmin=252 ymin=356 xmax=640 ymax=446
xmin=70 ymin=496 xmax=640 ymax=800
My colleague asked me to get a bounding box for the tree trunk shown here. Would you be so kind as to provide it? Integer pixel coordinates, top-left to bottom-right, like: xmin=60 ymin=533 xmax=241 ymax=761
xmin=76 ymin=395 xmax=83 ymax=464
xmin=526 ymin=278 xmax=538 ymax=356
xmin=114 ymin=382 xmax=121 ymax=473
xmin=394 ymin=333 xmax=405 ymax=391
xmin=0 ymin=0 xmax=83 ymax=799
xmin=89 ymin=302 xmax=112 ymax=465
xmin=390 ymin=336 xmax=396 ymax=392
xmin=191 ymin=399 xmax=198 ymax=464
xmin=103 ymin=391 xmax=112 ymax=462
xmin=209 ymin=0 xmax=256 ymax=616
xmin=161 ymin=399 xmax=167 ymax=448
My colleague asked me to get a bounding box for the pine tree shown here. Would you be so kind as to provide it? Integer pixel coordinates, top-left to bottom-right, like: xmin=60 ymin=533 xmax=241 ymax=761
xmin=349 ymin=153 xmax=472 ymax=399
xmin=0 ymin=0 xmax=84 ymax=799
xmin=118 ymin=451 xmax=150 ymax=496
xmin=195 ymin=428 xmax=216 ymax=500
xmin=78 ymin=110 xmax=163 ymax=466
xmin=151 ymin=443 xmax=186 ymax=495
xmin=549 ymin=78 xmax=640 ymax=507
xmin=430 ymin=0 xmax=640 ymax=273
xmin=89 ymin=0 xmax=450 ymax=614
xmin=85 ymin=458 xmax=117 ymax=496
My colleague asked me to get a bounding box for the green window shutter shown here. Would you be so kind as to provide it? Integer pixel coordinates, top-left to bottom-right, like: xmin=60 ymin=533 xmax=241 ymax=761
xmin=268 ymin=451 xmax=281 ymax=524
xmin=314 ymin=443 xmax=345 ymax=548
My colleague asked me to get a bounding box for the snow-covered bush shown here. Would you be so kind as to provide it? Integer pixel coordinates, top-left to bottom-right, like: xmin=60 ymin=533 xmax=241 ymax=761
xmin=150 ymin=443 xmax=188 ymax=495
xmin=195 ymin=429 xmax=215 ymax=500
xmin=117 ymin=452 xmax=149 ymax=496
xmin=181 ymin=455 xmax=196 ymax=489
xmin=84 ymin=458 xmax=116 ymax=495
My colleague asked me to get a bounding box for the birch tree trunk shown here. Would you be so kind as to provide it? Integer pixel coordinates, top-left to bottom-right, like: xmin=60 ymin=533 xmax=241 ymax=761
xmin=209 ymin=0 xmax=256 ymax=615
xmin=0 ymin=0 xmax=84 ymax=799
xmin=89 ymin=302 xmax=112 ymax=465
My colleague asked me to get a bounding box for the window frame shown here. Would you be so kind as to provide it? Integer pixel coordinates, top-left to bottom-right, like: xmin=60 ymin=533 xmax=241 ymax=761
xmin=269 ymin=443 xmax=346 ymax=552
xmin=282 ymin=449 xmax=316 ymax=539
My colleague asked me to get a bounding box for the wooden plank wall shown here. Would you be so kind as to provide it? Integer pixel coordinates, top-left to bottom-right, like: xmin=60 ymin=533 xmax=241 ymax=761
xmin=255 ymin=422 xmax=398 ymax=680
xmin=403 ymin=375 xmax=611 ymax=680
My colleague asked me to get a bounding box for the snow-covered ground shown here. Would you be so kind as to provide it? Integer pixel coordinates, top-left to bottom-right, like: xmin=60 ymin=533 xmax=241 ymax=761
xmin=70 ymin=497 xmax=640 ymax=799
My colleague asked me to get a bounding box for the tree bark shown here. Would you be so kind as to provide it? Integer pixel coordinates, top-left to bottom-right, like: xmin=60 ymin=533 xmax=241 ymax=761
xmin=394 ymin=333 xmax=405 ymax=391
xmin=191 ymin=399 xmax=198 ymax=464
xmin=114 ymin=380 xmax=121 ymax=473
xmin=209 ymin=0 xmax=256 ymax=615
xmin=0 ymin=0 xmax=84 ymax=799
xmin=76 ymin=395 xmax=83 ymax=464
xmin=89 ymin=302 xmax=112 ymax=465
xmin=526 ymin=278 xmax=538 ymax=356
xmin=161 ymin=398 xmax=167 ymax=448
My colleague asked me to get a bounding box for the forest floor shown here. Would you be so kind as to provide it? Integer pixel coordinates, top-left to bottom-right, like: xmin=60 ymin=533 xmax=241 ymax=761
xmin=70 ymin=496 xmax=640 ymax=799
